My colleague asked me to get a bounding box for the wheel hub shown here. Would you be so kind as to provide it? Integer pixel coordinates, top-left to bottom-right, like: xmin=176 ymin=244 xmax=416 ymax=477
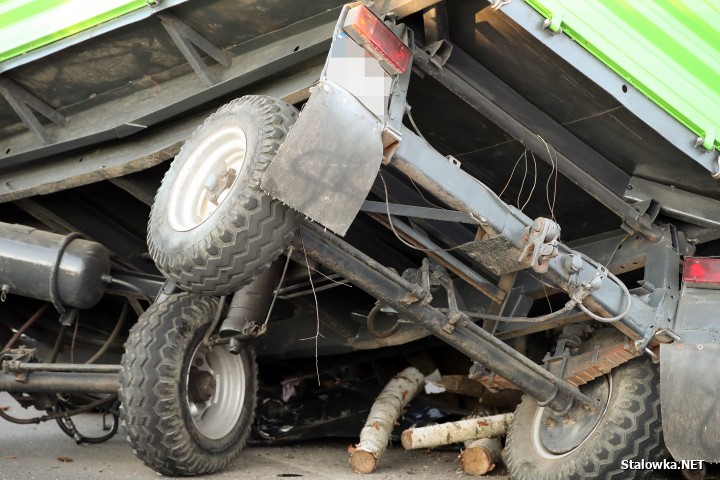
xmin=167 ymin=125 xmax=247 ymax=232
xmin=188 ymin=367 xmax=216 ymax=404
xmin=185 ymin=343 xmax=246 ymax=440
xmin=536 ymin=376 xmax=610 ymax=455
xmin=205 ymin=168 xmax=237 ymax=205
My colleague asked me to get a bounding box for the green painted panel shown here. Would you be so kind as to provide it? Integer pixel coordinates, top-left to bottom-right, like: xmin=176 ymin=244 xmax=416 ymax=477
xmin=0 ymin=0 xmax=150 ymax=63
xmin=525 ymin=0 xmax=720 ymax=151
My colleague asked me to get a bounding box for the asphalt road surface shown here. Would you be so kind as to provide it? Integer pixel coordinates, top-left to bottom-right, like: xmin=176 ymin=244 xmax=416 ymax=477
xmin=0 ymin=393 xmax=497 ymax=480
xmin=0 ymin=393 xmax=703 ymax=480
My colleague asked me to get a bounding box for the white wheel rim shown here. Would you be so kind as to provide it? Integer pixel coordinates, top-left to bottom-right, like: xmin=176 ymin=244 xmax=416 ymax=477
xmin=186 ymin=341 xmax=246 ymax=440
xmin=530 ymin=375 xmax=612 ymax=459
xmin=167 ymin=125 xmax=247 ymax=232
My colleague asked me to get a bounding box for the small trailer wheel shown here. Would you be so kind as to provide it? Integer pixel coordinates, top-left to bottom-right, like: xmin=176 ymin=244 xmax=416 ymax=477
xmin=148 ymin=95 xmax=300 ymax=296
xmin=505 ymin=355 xmax=664 ymax=480
xmin=120 ymin=293 xmax=257 ymax=476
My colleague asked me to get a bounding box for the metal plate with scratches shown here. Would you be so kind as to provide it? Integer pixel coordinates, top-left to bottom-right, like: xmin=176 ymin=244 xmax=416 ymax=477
xmin=660 ymin=342 xmax=720 ymax=461
xmin=261 ymin=82 xmax=383 ymax=236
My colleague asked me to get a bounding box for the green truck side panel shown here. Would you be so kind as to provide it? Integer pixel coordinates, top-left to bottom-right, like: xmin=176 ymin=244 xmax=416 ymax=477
xmin=0 ymin=0 xmax=149 ymax=63
xmin=525 ymin=0 xmax=720 ymax=151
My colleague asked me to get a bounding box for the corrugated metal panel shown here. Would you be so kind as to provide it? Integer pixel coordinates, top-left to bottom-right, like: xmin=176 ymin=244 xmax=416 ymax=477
xmin=525 ymin=0 xmax=720 ymax=151
xmin=0 ymin=0 xmax=149 ymax=63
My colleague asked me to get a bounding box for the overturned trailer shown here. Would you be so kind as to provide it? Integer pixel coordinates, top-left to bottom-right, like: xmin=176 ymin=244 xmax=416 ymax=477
xmin=1 ymin=0 xmax=719 ymax=478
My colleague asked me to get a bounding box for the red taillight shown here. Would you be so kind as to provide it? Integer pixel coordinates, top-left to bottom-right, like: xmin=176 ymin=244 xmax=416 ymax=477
xmin=343 ymin=5 xmax=411 ymax=75
xmin=683 ymin=257 xmax=720 ymax=286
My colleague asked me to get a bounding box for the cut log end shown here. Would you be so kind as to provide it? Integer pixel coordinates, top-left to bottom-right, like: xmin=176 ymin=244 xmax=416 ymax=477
xmin=400 ymin=429 xmax=413 ymax=450
xmin=460 ymin=438 xmax=501 ymax=476
xmin=460 ymin=447 xmax=494 ymax=476
xmin=349 ymin=450 xmax=378 ymax=474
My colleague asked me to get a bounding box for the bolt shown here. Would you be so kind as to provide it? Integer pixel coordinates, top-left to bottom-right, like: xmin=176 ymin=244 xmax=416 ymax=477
xmin=677 ymin=344 xmax=684 ymax=350
xmin=542 ymin=18 xmax=551 ymax=28
xmin=544 ymin=417 xmax=556 ymax=429
xmin=229 ymin=338 xmax=242 ymax=355
xmin=194 ymin=358 xmax=204 ymax=367
xmin=697 ymin=344 xmax=704 ymax=350
xmin=562 ymin=254 xmax=583 ymax=274
xmin=696 ymin=137 xmax=705 ymax=148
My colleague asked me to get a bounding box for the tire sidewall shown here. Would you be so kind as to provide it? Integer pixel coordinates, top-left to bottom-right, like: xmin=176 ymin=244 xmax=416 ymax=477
xmin=120 ymin=293 xmax=258 ymax=475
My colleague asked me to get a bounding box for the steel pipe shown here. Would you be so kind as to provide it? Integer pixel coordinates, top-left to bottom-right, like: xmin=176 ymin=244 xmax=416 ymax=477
xmin=0 ymin=372 xmax=119 ymax=394
xmin=7 ymin=363 xmax=121 ymax=374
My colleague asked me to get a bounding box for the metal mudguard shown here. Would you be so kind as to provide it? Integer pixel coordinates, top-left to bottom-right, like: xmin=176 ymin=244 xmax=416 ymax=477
xmin=661 ymin=343 xmax=720 ymax=461
xmin=261 ymin=4 xmax=401 ymax=236
xmin=261 ymin=81 xmax=383 ymax=236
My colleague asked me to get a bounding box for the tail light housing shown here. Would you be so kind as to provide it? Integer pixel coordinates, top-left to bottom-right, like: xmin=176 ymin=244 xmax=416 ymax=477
xmin=683 ymin=257 xmax=720 ymax=287
xmin=343 ymin=5 xmax=411 ymax=75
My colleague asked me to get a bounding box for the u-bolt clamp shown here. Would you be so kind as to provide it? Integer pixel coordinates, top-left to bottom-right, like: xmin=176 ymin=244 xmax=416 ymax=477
xmin=518 ymin=218 xmax=561 ymax=274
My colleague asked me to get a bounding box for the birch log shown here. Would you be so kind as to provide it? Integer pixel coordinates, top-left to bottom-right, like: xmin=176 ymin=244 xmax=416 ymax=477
xmin=460 ymin=437 xmax=502 ymax=476
xmin=349 ymin=367 xmax=425 ymax=474
xmin=401 ymin=413 xmax=513 ymax=450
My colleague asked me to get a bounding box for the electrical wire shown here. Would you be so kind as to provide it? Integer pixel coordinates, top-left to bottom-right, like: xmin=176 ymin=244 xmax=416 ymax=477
xmin=0 ymin=394 xmax=117 ymax=425
xmin=575 ymin=252 xmax=633 ymax=323
xmin=85 ymin=302 xmax=129 ymax=365
xmin=258 ymin=247 xmax=294 ymax=335
xmin=516 ymin=150 xmax=528 ymax=209
xmin=520 ymin=151 xmax=538 ymax=211
xmin=407 ymin=108 xmax=428 ymax=143
xmin=1 ymin=303 xmax=49 ymax=353
xmin=537 ymin=135 xmax=558 ymax=221
xmin=55 ymin=399 xmax=119 ymax=444
xmin=378 ymin=171 xmax=466 ymax=253
xmin=499 ymin=149 xmax=527 ymax=199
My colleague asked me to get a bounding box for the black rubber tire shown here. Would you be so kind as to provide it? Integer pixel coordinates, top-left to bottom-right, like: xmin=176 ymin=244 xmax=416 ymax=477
xmin=120 ymin=293 xmax=257 ymax=476
xmin=148 ymin=95 xmax=300 ymax=296
xmin=505 ymin=356 xmax=664 ymax=480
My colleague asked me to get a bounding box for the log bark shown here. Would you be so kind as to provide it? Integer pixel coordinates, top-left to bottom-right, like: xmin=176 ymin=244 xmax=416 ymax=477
xmin=401 ymin=413 xmax=513 ymax=450
xmin=460 ymin=437 xmax=502 ymax=476
xmin=349 ymin=366 xmax=424 ymax=474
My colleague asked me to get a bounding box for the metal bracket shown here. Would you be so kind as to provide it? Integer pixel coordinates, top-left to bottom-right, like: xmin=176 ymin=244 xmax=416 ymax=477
xmin=0 ymin=76 xmax=66 ymax=145
xmin=422 ymin=2 xmax=448 ymax=44
xmin=423 ymin=39 xmax=453 ymax=69
xmin=518 ymin=218 xmax=561 ymax=273
xmin=446 ymin=155 xmax=461 ymax=168
xmin=634 ymin=326 xmax=681 ymax=361
xmin=489 ymin=0 xmax=511 ymax=10
xmin=59 ymin=308 xmax=79 ymax=327
xmin=158 ymin=12 xmax=231 ymax=87
xmin=541 ymin=12 xmax=564 ymax=35
xmin=1 ymin=347 xmax=36 ymax=382
xmin=410 ymin=259 xmax=469 ymax=333
xmin=383 ymin=28 xmax=414 ymax=149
